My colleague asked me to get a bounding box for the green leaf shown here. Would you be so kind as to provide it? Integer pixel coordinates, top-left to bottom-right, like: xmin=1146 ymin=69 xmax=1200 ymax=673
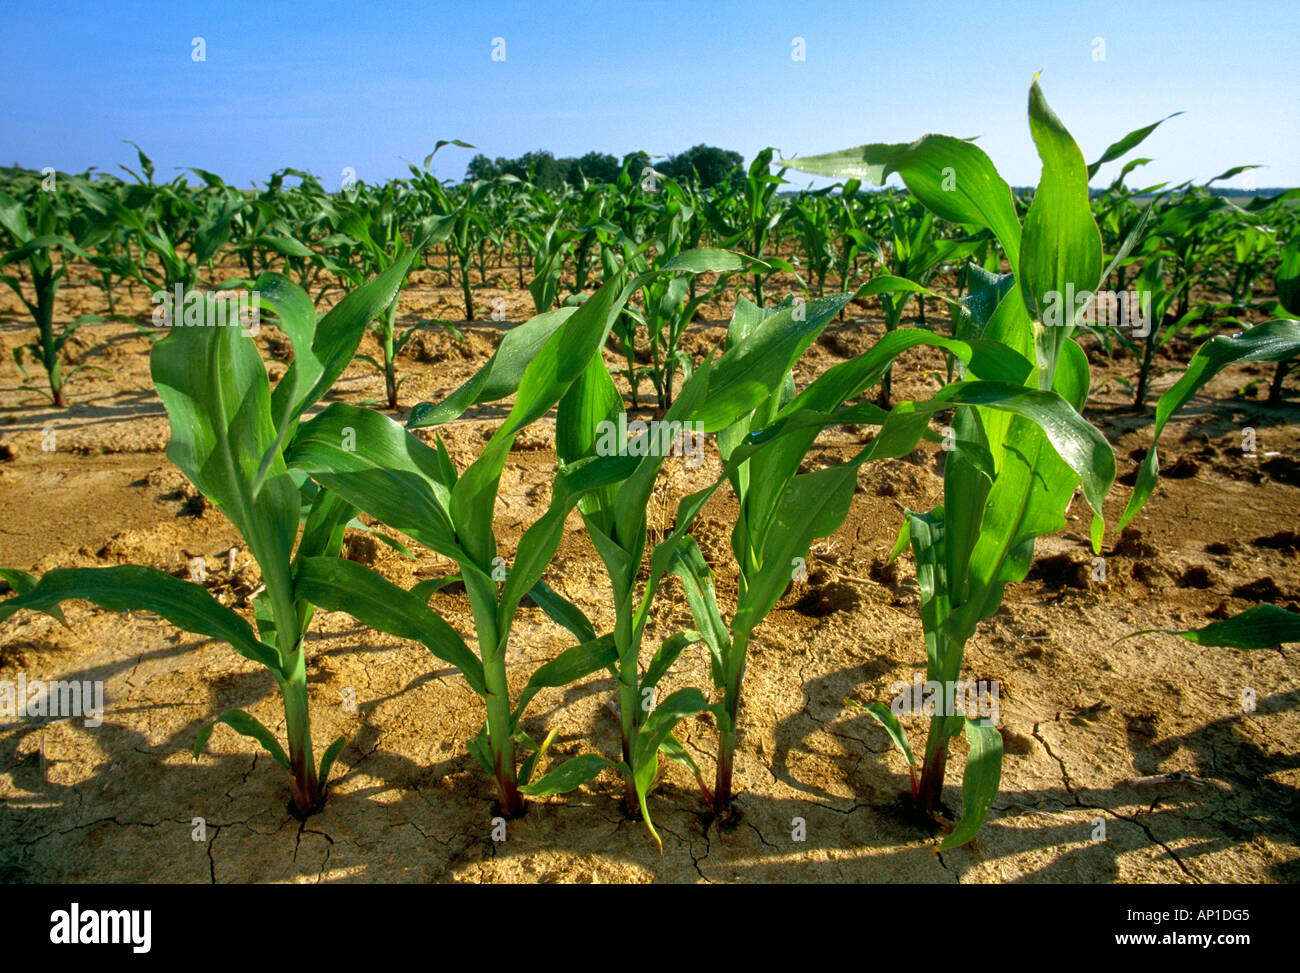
xmin=318 ymin=734 xmax=348 ymax=789
xmin=849 ymin=699 xmax=917 ymax=769
xmin=0 ymin=568 xmax=42 ymax=598
xmin=781 ymin=136 xmax=1022 ymax=268
xmin=407 ymin=306 xmax=577 ymax=428
xmin=1123 ymin=605 xmax=1300 ymax=649
xmin=287 ymin=403 xmax=461 ymax=559
xmin=151 ymin=305 xmax=300 ymax=658
xmin=937 ymin=718 xmax=1003 ymax=850
xmin=691 ymin=293 xmax=853 ymax=431
xmin=293 ymin=556 xmax=486 ymax=696
xmin=1119 ymin=320 xmax=1300 ymax=529
xmin=643 ymin=631 xmax=701 ymax=690
xmin=518 ymin=753 xmax=617 ymax=797
xmin=1019 ymin=79 xmax=1103 ymax=383
xmin=512 ymin=634 xmax=618 ymax=722
xmin=1087 ymin=113 xmax=1183 ymax=179
xmin=525 ymin=579 xmax=598 ymax=645
xmin=193 ymin=708 xmax=290 ymax=770
xmin=0 ymin=565 xmax=277 ymax=670
xmin=451 ymin=270 xmax=632 ymax=565
xmin=633 ymin=687 xmax=710 ymax=796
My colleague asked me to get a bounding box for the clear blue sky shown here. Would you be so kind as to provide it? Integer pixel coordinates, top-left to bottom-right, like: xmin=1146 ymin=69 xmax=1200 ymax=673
xmin=2 ymin=0 xmax=1295 ymax=191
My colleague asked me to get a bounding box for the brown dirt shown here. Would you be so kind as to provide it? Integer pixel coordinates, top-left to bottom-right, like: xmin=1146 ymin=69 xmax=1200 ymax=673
xmin=1 ymin=261 xmax=1297 ymax=883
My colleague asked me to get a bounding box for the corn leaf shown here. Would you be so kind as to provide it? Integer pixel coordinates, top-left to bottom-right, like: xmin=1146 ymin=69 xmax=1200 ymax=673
xmin=937 ymin=718 xmax=1003 ymax=850
xmin=1124 ymin=604 xmax=1300 ymax=649
xmin=0 ymin=565 xmax=277 ymax=669
xmin=1119 ymin=319 xmax=1300 ymax=529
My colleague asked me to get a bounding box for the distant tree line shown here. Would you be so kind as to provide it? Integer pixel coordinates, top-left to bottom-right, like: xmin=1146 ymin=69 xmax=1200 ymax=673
xmin=464 ymin=144 xmax=744 ymax=191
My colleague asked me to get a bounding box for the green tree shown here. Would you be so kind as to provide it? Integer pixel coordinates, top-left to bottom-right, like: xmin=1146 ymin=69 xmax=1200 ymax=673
xmin=663 ymin=144 xmax=744 ymax=189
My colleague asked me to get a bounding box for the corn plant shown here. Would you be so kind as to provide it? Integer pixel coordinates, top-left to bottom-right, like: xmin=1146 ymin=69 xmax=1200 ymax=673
xmin=871 ymin=194 xmax=982 ymax=404
xmin=518 ymin=285 xmax=880 ymax=844
xmin=780 ymin=80 xmax=1123 ymax=846
xmin=281 ymin=253 xmax=745 ymax=817
xmin=0 ymin=260 xmax=417 ymax=814
xmin=0 ymin=173 xmax=106 ymax=406
xmin=312 ymin=184 xmax=451 ymax=409
xmin=1118 ymin=317 xmax=1300 ymax=530
xmin=708 ymin=148 xmax=794 ymax=306
xmin=612 ymin=180 xmax=741 ymax=411
xmin=1266 ymin=235 xmax=1299 ymax=404
xmin=407 ymin=142 xmax=487 ymax=320
xmin=1117 ymin=255 xmax=1216 ymax=407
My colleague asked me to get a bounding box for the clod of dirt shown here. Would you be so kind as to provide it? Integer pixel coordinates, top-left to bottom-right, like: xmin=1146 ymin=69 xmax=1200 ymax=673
xmin=1028 ymin=553 xmax=1089 ymax=589
xmin=1193 ymin=440 xmax=1222 ymax=460
xmin=1162 ymin=455 xmax=1200 ymax=478
xmin=404 ymin=328 xmax=495 ymax=364
xmin=1231 ymin=577 xmax=1288 ymax=603
xmin=869 ymin=556 xmax=900 ymax=588
xmin=1254 ymin=531 xmax=1300 ymax=553
xmin=1131 ymin=561 xmax=1168 ymax=587
xmin=1208 ymin=600 xmax=1234 ymax=619
xmin=513 ymin=427 xmax=552 ymax=452
xmin=1205 ymin=540 xmax=1235 ymax=556
xmin=1261 ymin=456 xmax=1300 ymax=486
xmin=0 ymin=443 xmax=14 ymax=462
xmin=1125 ymin=711 xmax=1160 ymax=739
xmin=792 ymin=580 xmax=860 ymax=618
xmin=1113 ymin=527 xmax=1158 ymax=560
xmin=818 ymin=329 xmax=858 ymax=357
xmin=876 ymin=480 xmax=898 ymax=497
xmin=999 ymin=726 xmax=1036 ymax=755
xmin=262 ymin=328 xmax=295 ymax=361
xmin=345 ymin=532 xmax=382 ymax=565
xmin=1178 ymin=565 xmax=1216 ymax=589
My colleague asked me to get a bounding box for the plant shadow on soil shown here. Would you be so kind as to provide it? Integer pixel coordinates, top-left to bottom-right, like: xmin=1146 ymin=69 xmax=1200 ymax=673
xmin=2 ymin=637 xmax=1297 ymax=883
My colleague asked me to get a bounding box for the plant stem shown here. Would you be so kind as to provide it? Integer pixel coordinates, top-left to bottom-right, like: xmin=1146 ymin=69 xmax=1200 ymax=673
xmin=278 ymin=658 xmax=321 ymax=815
xmin=382 ymin=300 xmax=398 ymax=410
xmin=915 ymin=718 xmax=949 ymax=814
xmin=36 ymin=272 xmax=64 ymax=407
xmin=1268 ymin=360 xmax=1291 ymax=406
xmin=713 ymin=629 xmax=749 ymax=815
xmin=482 ymin=652 xmax=523 ymax=816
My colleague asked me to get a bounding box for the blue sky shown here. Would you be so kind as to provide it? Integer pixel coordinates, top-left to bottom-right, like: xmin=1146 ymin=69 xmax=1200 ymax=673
xmin=2 ymin=0 xmax=1296 ymax=191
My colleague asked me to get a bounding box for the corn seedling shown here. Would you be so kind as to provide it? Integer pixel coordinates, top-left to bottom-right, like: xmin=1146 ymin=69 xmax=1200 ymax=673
xmin=0 ymin=259 xmax=417 ymax=814
xmin=0 ymin=172 xmax=108 ymax=406
xmin=782 ymin=80 xmax=1122 ymax=846
xmin=282 ymin=257 xmax=742 ymax=816
xmin=528 ymin=280 xmax=862 ymax=845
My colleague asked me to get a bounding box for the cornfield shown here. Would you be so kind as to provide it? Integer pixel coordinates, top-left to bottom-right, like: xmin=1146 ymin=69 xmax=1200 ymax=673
xmin=1 ymin=38 xmax=1298 ymax=898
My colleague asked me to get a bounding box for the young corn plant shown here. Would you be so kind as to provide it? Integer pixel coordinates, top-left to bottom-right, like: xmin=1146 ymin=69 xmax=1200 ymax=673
xmin=520 ymin=283 xmax=865 ymax=845
xmin=0 ymin=174 xmax=106 ymax=406
xmin=870 ymin=194 xmax=982 ymax=405
xmin=613 ymin=186 xmax=741 ymax=411
xmin=313 ymin=187 xmax=451 ymax=409
xmin=407 ymin=142 xmax=489 ymax=321
xmin=282 ymin=253 xmax=745 ymax=817
xmin=708 ymin=148 xmax=794 ymax=306
xmin=0 ymin=259 xmax=417 ymax=814
xmin=781 ymin=79 xmax=1122 ymax=847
